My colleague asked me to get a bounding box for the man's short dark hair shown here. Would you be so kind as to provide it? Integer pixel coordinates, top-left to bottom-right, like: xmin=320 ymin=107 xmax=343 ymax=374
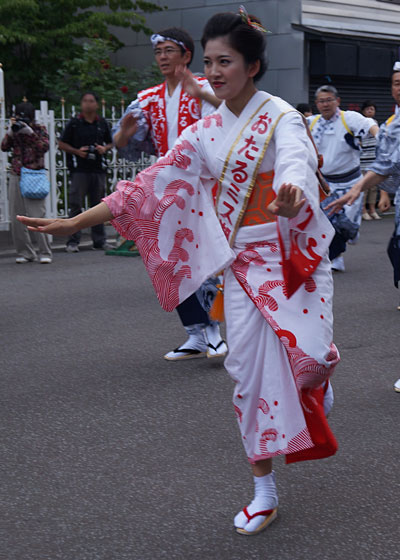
xmin=315 ymin=85 xmax=339 ymax=99
xmin=296 ymin=103 xmax=312 ymax=115
xmin=156 ymin=27 xmax=195 ymax=66
xmin=80 ymin=91 xmax=99 ymax=102
xmin=361 ymin=100 xmax=377 ymax=112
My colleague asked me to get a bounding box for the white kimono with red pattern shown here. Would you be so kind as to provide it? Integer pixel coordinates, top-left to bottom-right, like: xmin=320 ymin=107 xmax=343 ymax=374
xmin=103 ymin=91 xmax=340 ymax=465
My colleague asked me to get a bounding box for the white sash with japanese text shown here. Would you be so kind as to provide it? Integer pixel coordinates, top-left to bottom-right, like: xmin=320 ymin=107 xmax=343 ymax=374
xmin=216 ymin=92 xmax=292 ymax=246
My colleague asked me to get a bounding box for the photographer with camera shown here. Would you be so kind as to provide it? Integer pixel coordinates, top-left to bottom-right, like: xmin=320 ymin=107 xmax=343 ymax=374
xmin=1 ymin=101 xmax=52 ymax=263
xmin=58 ymin=92 xmax=113 ymax=252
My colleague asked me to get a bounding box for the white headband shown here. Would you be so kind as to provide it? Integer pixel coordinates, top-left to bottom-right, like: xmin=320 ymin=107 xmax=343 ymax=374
xmin=393 ymin=61 xmax=400 ymax=71
xmin=150 ymin=34 xmax=188 ymax=51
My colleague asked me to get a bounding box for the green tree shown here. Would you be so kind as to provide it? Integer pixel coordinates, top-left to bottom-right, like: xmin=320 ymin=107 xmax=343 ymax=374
xmin=42 ymin=37 xmax=162 ymax=108
xmin=0 ymin=0 xmax=162 ymax=102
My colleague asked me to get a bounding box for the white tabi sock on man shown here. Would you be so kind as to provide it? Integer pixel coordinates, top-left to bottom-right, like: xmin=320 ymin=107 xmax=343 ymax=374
xmin=180 ymin=325 xmax=207 ymax=351
xmin=234 ymin=471 xmax=278 ymax=533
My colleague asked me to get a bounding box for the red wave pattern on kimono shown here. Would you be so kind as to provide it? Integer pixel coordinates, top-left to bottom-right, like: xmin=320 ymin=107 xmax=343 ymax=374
xmin=106 ymin=140 xmax=198 ymax=311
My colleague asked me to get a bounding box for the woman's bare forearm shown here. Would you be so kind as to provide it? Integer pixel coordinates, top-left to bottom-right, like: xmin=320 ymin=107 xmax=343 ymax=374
xmin=71 ymin=202 xmax=114 ymax=230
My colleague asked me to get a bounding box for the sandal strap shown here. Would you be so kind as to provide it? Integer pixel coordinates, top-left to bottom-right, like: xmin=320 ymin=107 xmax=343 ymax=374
xmin=243 ymin=506 xmax=275 ymax=522
xmin=207 ymin=339 xmax=226 ymax=351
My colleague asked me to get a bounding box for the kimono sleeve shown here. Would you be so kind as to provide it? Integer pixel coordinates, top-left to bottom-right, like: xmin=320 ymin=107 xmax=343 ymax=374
xmin=272 ymin=112 xmax=334 ymax=297
xmin=111 ymin=100 xmax=155 ymax=162
xmin=200 ymin=82 xmax=217 ymax=118
xmin=345 ymin=111 xmax=375 ymax=139
xmin=368 ymin=116 xmax=400 ymax=191
xmin=103 ymin=124 xmax=234 ymax=311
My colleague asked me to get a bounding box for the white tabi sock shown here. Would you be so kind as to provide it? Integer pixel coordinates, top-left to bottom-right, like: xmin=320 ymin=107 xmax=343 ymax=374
xmin=179 ymin=325 xmax=207 ymax=351
xmin=234 ymin=471 xmax=278 ymax=532
xmin=204 ymin=322 xmax=223 ymax=348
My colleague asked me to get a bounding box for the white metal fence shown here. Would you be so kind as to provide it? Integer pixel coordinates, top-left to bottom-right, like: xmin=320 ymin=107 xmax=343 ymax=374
xmin=0 ymin=66 xmax=156 ymax=231
xmin=0 ymin=65 xmax=9 ymax=230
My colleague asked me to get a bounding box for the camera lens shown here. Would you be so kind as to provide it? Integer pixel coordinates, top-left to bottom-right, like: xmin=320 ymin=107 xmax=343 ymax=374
xmin=87 ymin=145 xmax=97 ymax=161
xmin=11 ymin=121 xmax=25 ymax=133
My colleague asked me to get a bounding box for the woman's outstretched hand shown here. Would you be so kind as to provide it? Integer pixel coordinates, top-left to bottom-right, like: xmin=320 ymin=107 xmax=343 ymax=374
xmin=17 ymin=216 xmax=78 ymax=235
xmin=267 ymin=183 xmax=306 ymax=218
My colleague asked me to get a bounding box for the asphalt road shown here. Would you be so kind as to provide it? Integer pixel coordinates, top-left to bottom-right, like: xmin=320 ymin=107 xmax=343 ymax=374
xmin=1 ymin=216 xmax=399 ymax=560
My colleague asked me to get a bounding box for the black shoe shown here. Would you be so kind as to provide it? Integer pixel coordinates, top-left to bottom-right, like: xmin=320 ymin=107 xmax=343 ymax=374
xmin=92 ymin=242 xmax=114 ymax=251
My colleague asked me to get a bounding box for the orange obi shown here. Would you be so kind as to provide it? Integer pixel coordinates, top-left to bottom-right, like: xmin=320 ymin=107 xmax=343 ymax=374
xmin=242 ymin=171 xmax=277 ymax=227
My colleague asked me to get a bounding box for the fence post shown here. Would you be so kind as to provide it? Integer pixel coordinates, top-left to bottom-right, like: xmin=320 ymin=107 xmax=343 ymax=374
xmin=0 ymin=63 xmax=10 ymax=230
xmin=35 ymin=101 xmax=56 ymax=222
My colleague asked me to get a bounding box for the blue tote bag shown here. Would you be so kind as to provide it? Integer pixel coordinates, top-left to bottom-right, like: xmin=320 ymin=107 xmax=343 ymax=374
xmin=20 ymin=167 xmax=50 ymax=199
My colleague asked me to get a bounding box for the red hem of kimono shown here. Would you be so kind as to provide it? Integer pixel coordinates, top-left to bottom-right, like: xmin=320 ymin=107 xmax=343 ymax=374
xmin=247 ymin=387 xmax=338 ymax=465
xmin=285 ymin=386 xmax=338 ymax=464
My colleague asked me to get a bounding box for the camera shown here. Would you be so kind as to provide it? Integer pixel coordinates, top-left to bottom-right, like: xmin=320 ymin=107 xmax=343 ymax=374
xmin=87 ymin=145 xmax=97 ymax=161
xmin=11 ymin=116 xmax=31 ymax=133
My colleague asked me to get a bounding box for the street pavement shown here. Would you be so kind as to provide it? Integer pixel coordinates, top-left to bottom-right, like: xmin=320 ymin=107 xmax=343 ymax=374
xmin=1 ymin=216 xmax=399 ymax=560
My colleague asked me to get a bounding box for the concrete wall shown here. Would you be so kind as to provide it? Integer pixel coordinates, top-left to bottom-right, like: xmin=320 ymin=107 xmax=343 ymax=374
xmin=111 ymin=0 xmax=308 ymax=107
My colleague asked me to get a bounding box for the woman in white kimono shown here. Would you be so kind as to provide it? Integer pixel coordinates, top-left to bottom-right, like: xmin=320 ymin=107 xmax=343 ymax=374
xmin=18 ymin=9 xmax=339 ymax=536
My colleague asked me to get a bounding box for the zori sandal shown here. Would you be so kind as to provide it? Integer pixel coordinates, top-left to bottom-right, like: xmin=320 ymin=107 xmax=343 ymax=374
xmin=235 ymin=507 xmax=278 ymax=536
xmin=164 ymin=347 xmax=207 ymax=361
xmin=206 ymin=339 xmax=228 ymax=358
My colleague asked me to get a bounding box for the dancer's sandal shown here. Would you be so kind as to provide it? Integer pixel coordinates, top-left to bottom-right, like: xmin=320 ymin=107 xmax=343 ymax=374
xmin=206 ymin=339 xmax=228 ymax=358
xmin=235 ymin=506 xmax=278 ymax=536
xmin=164 ymin=347 xmax=207 ymax=361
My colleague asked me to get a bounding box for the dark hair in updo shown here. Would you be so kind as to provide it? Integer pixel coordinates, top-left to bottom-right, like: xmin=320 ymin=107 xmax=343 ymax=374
xmin=201 ymin=12 xmax=268 ymax=82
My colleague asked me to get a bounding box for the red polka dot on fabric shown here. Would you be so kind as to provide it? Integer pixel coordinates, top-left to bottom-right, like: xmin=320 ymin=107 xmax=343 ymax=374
xmin=320 ymin=315 xmax=324 ymax=319
xmin=196 ymin=244 xmax=199 ymax=249
xmin=267 ymin=268 xmax=271 ymax=272
xmin=303 ymin=309 xmax=308 ymax=314
xmin=191 ymin=209 xmax=195 ymax=213
xmin=211 ymin=138 xmax=214 ymax=141
xmin=178 ymin=221 xmax=181 ymax=225
xmin=282 ymin=434 xmax=286 ymax=439
xmin=199 ymin=211 xmax=203 ymax=216
xmin=322 ymin=234 xmax=326 ymax=239
xmin=321 ymin=297 xmax=325 ymax=303
xmin=270 ymin=415 xmax=274 ymax=420
xmin=274 ymin=401 xmax=278 ymax=406
xmin=237 ymin=394 xmax=243 ymax=399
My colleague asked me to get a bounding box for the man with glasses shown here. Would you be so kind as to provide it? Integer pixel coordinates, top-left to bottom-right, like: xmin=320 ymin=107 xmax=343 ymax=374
xmin=113 ymin=27 xmax=227 ymax=362
xmin=308 ymin=85 xmax=378 ymax=271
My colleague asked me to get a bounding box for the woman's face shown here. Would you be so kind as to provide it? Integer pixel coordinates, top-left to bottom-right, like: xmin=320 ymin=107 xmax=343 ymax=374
xmin=203 ymin=37 xmax=258 ymax=102
xmin=362 ymin=105 xmax=376 ymax=118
